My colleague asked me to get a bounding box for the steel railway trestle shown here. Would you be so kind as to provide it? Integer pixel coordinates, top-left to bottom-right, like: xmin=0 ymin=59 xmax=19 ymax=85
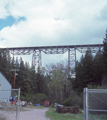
xmin=0 ymin=44 xmax=103 ymax=77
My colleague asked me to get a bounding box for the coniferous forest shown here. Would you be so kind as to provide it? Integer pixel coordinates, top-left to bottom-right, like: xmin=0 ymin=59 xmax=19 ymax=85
xmin=0 ymin=32 xmax=107 ymax=107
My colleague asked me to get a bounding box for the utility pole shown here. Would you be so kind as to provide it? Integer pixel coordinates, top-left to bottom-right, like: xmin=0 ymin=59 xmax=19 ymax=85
xmin=10 ymin=69 xmax=19 ymax=89
xmin=13 ymin=72 xmax=18 ymax=89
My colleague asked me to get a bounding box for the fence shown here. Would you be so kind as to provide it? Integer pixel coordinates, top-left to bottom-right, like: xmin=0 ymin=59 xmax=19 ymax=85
xmin=0 ymin=88 xmax=20 ymax=120
xmin=84 ymin=88 xmax=107 ymax=120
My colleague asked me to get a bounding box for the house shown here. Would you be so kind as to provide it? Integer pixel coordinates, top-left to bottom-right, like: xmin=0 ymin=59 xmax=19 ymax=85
xmin=0 ymin=72 xmax=12 ymax=103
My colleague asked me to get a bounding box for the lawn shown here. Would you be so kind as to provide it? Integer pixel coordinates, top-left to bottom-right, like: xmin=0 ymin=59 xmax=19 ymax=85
xmin=88 ymin=113 xmax=107 ymax=120
xmin=46 ymin=107 xmax=84 ymax=120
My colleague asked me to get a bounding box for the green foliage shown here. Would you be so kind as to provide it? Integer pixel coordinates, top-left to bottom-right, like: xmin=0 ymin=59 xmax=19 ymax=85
xmin=74 ymin=48 xmax=105 ymax=93
xmin=103 ymin=31 xmax=107 ymax=75
xmin=75 ymin=50 xmax=95 ymax=93
xmin=0 ymin=30 xmax=107 ymax=109
xmin=47 ymin=63 xmax=65 ymax=103
xmin=33 ymin=93 xmax=47 ymax=105
xmin=93 ymin=51 xmax=104 ymax=85
xmin=46 ymin=107 xmax=83 ymax=120
xmin=21 ymin=94 xmax=34 ymax=102
xmin=0 ymin=49 xmax=12 ymax=84
xmin=62 ymin=91 xmax=83 ymax=108
xmin=36 ymin=73 xmax=44 ymax=93
xmin=21 ymin=93 xmax=47 ymax=104
xmin=0 ymin=49 xmax=49 ymax=102
xmin=87 ymin=84 xmax=103 ymax=89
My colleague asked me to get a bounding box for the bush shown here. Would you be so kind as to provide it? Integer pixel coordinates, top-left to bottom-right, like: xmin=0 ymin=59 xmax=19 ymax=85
xmin=63 ymin=97 xmax=72 ymax=106
xmin=33 ymin=93 xmax=47 ymax=105
xmin=20 ymin=93 xmax=47 ymax=105
xmin=62 ymin=91 xmax=83 ymax=108
xmin=20 ymin=94 xmax=34 ymax=102
xmin=25 ymin=94 xmax=34 ymax=102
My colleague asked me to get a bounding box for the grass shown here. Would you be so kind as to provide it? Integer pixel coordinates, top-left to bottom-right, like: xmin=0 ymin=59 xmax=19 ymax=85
xmin=89 ymin=113 xmax=107 ymax=120
xmin=46 ymin=107 xmax=84 ymax=120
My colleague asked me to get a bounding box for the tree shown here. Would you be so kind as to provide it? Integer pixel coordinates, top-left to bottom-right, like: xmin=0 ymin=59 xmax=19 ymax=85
xmin=93 ymin=50 xmax=104 ymax=85
xmin=36 ymin=67 xmax=48 ymax=95
xmin=29 ymin=65 xmax=37 ymax=94
xmin=75 ymin=49 xmax=94 ymax=93
xmin=47 ymin=63 xmax=65 ymax=103
xmin=16 ymin=58 xmax=31 ymax=96
xmin=103 ymin=30 xmax=107 ymax=75
xmin=101 ymin=30 xmax=107 ymax=87
xmin=0 ymin=49 xmax=12 ymax=84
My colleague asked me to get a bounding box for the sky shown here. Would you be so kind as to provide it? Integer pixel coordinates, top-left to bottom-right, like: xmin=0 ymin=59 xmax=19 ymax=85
xmin=0 ymin=0 xmax=107 ymax=66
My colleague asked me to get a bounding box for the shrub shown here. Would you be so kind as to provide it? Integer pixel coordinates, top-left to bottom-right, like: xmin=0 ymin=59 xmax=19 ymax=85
xmin=33 ymin=93 xmax=47 ymax=105
xmin=62 ymin=91 xmax=83 ymax=108
xmin=20 ymin=94 xmax=33 ymax=102
xmin=20 ymin=93 xmax=47 ymax=104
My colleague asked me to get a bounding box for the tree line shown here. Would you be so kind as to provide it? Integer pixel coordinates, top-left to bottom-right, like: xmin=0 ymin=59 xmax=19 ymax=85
xmin=74 ymin=35 xmax=107 ymax=93
xmin=0 ymin=32 xmax=107 ymax=107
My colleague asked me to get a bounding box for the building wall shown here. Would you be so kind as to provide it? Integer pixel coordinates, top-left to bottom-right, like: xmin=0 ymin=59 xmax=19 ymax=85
xmin=0 ymin=72 xmax=12 ymax=103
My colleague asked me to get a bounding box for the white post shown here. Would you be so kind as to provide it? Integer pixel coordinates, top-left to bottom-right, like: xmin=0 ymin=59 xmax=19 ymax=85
xmin=84 ymin=88 xmax=88 ymax=120
xmin=16 ymin=88 xmax=20 ymax=120
xmin=86 ymin=88 xmax=88 ymax=120
xmin=84 ymin=88 xmax=86 ymax=120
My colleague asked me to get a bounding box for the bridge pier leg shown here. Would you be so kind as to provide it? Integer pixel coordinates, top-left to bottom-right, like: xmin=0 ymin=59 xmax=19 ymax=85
xmin=68 ymin=48 xmax=76 ymax=78
xmin=32 ymin=49 xmax=42 ymax=71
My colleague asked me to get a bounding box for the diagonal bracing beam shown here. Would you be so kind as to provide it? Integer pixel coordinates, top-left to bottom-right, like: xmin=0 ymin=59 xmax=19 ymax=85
xmin=0 ymin=44 xmax=104 ymax=77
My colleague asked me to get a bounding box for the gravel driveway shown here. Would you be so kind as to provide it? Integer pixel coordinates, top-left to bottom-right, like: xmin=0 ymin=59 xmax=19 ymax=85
xmin=0 ymin=107 xmax=50 ymax=120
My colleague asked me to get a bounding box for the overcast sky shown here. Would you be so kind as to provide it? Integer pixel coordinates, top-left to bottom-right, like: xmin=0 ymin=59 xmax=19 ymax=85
xmin=0 ymin=0 xmax=107 ymax=66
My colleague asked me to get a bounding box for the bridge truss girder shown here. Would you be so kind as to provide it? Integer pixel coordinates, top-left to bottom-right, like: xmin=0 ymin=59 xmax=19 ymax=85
xmin=42 ymin=47 xmax=68 ymax=54
xmin=1 ymin=44 xmax=103 ymax=77
xmin=68 ymin=45 xmax=103 ymax=77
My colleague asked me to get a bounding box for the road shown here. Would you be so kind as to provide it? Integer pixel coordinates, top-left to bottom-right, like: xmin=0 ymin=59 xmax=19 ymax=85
xmin=0 ymin=107 xmax=50 ymax=120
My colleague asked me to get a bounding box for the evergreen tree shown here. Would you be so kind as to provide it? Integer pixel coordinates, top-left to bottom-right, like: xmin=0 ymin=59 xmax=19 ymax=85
xmin=75 ymin=49 xmax=94 ymax=93
xmin=0 ymin=49 xmax=12 ymax=81
xmin=103 ymin=30 xmax=107 ymax=75
xmin=36 ymin=69 xmax=46 ymax=94
xmin=29 ymin=65 xmax=37 ymax=94
xmin=17 ymin=58 xmax=26 ymax=96
xmin=93 ymin=50 xmax=104 ymax=85
xmin=101 ymin=30 xmax=107 ymax=87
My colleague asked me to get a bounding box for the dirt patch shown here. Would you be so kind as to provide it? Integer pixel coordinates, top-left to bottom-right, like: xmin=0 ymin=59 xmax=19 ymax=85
xmin=56 ymin=106 xmax=79 ymax=114
xmin=0 ymin=107 xmax=50 ymax=120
